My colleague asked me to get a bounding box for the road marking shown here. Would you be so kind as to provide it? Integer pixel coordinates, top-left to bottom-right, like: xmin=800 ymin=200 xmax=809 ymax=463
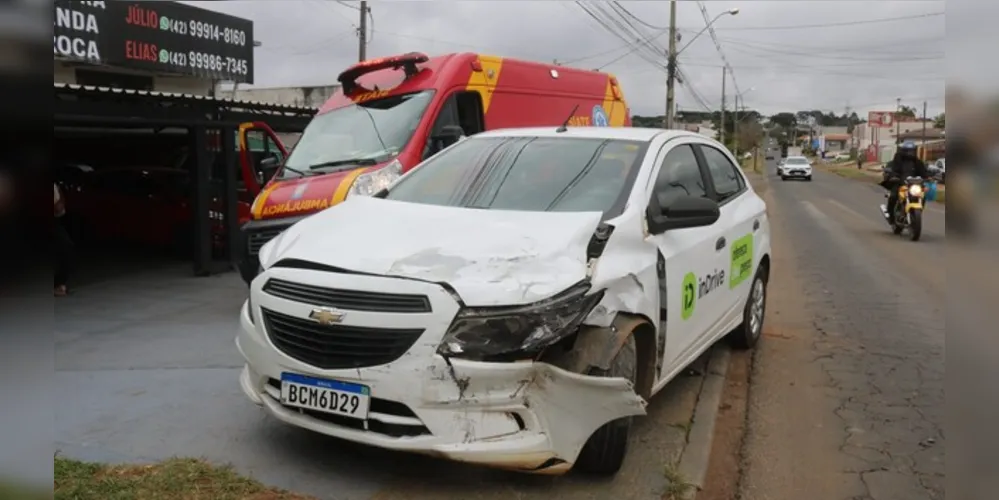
xmin=801 ymin=200 xmax=833 ymax=226
xmin=827 ymin=199 xmax=877 ymax=227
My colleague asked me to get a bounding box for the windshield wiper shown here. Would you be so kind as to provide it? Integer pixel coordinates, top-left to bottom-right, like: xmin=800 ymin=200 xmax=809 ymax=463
xmin=281 ymin=165 xmax=311 ymax=176
xmin=307 ymin=158 xmax=379 ymax=170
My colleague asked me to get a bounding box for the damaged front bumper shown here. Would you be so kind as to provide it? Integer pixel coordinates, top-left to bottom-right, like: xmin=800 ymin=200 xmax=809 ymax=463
xmin=237 ymin=301 xmax=647 ymax=474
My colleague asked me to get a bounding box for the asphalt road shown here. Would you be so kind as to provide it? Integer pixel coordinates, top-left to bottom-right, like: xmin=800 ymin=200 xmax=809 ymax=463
xmin=729 ymin=164 xmax=945 ymax=500
xmin=55 ymin=264 xmax=710 ymax=500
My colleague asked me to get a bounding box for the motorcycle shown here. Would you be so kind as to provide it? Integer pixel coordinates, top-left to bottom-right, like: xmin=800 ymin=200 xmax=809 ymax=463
xmin=879 ymin=176 xmax=925 ymax=241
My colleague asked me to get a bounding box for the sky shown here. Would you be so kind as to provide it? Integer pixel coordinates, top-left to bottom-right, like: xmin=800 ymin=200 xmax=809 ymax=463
xmin=186 ymin=0 xmax=949 ymax=119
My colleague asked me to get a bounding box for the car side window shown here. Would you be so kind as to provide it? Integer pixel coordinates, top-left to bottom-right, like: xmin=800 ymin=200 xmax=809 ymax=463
xmin=651 ymin=144 xmax=706 ymax=209
xmin=698 ymin=145 xmax=745 ymax=202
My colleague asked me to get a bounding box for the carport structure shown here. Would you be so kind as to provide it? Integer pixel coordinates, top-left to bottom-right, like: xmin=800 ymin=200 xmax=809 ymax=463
xmin=54 ymin=83 xmax=316 ymax=276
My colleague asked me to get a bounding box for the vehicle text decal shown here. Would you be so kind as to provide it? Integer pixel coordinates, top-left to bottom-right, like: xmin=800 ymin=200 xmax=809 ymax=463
xmin=351 ymin=89 xmax=390 ymax=103
xmin=729 ymin=233 xmax=754 ymax=289
xmin=261 ymin=198 xmax=330 ymax=217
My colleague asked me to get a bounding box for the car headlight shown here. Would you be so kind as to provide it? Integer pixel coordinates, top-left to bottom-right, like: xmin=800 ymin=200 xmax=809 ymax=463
xmin=437 ymin=283 xmax=602 ymax=362
xmin=346 ymin=159 xmax=403 ymax=198
xmin=909 ymin=184 xmax=923 ymax=195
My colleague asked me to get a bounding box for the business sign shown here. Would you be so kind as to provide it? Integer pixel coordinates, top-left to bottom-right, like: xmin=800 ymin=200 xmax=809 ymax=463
xmin=868 ymin=111 xmax=895 ymax=128
xmin=53 ymin=0 xmax=254 ymax=83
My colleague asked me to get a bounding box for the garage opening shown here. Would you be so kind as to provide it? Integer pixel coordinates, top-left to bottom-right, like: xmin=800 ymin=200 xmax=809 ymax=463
xmin=54 ymin=84 xmax=314 ymax=287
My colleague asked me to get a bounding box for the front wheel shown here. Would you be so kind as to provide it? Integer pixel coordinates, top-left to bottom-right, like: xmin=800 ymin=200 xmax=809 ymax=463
xmin=729 ymin=266 xmax=768 ymax=349
xmin=806 ymin=176 xmax=813 ymax=181
xmin=780 ymin=176 xmax=787 ymax=181
xmin=575 ymin=335 xmax=637 ymax=475
xmin=908 ymin=209 xmax=923 ymax=241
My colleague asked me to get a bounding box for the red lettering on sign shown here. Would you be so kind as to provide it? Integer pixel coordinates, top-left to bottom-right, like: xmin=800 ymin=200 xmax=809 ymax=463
xmin=126 ymin=4 xmax=158 ymax=28
xmin=125 ymin=40 xmax=158 ymax=62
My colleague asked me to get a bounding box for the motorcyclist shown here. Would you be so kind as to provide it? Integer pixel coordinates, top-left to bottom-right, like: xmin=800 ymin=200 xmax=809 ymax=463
xmin=880 ymin=141 xmax=930 ymax=219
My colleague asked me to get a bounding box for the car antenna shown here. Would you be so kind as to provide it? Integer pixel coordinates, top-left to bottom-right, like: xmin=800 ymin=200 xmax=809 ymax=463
xmin=555 ymin=104 xmax=580 ymax=133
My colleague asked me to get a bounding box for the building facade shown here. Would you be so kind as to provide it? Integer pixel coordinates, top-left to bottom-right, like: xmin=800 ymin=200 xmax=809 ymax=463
xmin=53 ymin=0 xmax=255 ymax=94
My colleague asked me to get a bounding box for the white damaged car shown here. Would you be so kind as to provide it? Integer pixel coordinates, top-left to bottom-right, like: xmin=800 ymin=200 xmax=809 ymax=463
xmin=238 ymin=126 xmax=772 ymax=475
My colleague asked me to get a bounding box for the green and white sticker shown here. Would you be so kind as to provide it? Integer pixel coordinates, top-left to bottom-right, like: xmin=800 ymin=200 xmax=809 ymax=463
xmin=729 ymin=233 xmax=754 ymax=289
xmin=681 ymin=272 xmax=697 ymax=320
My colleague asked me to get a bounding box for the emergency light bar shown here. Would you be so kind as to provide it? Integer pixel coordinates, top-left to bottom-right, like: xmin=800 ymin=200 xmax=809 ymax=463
xmin=338 ymin=52 xmax=430 ymax=94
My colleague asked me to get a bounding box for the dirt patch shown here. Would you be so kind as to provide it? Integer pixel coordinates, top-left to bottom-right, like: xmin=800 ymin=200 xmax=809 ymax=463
xmin=55 ymin=457 xmax=317 ymax=500
xmin=693 ymin=349 xmax=751 ymax=500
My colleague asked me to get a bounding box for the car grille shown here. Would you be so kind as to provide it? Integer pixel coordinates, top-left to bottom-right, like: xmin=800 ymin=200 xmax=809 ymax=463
xmin=247 ymin=226 xmax=288 ymax=256
xmin=262 ymin=308 xmax=425 ymax=369
xmin=264 ymin=279 xmax=432 ymax=313
xmin=789 ymin=169 xmax=806 ymax=174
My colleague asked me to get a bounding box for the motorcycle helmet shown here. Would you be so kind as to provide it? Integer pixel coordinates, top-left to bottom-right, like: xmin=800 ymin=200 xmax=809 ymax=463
xmin=900 ymin=141 xmax=917 ymax=156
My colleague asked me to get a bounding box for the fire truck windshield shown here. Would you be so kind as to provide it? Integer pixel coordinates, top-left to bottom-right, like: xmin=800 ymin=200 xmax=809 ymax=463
xmin=277 ymin=90 xmax=435 ymax=179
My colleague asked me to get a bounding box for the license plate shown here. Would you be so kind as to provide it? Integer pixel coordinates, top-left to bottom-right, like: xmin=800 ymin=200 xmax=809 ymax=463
xmin=280 ymin=372 xmax=371 ymax=419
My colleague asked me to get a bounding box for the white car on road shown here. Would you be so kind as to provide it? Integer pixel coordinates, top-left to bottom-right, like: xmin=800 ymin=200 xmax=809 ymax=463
xmin=238 ymin=127 xmax=772 ymax=476
xmin=780 ymin=155 xmax=813 ymax=181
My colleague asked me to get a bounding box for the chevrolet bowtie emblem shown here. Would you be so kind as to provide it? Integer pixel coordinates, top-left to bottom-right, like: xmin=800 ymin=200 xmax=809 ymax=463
xmin=309 ymin=308 xmax=345 ymax=325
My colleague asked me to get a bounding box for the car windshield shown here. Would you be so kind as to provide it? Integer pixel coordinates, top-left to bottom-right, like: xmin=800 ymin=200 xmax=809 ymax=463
xmin=787 ymin=157 xmax=808 ymax=165
xmin=276 ymin=90 xmax=435 ymax=179
xmin=384 ymin=136 xmax=647 ymax=217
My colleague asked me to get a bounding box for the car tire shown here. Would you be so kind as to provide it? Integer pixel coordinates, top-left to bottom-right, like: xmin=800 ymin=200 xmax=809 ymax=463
xmin=780 ymin=176 xmax=787 ymax=181
xmin=728 ymin=266 xmax=768 ymax=350
xmin=574 ymin=334 xmax=637 ymax=476
xmin=806 ymin=176 xmax=812 ymax=181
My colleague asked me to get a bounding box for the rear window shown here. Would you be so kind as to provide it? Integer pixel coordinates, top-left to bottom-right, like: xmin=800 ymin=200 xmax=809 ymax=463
xmin=385 ymin=136 xmax=647 ymax=217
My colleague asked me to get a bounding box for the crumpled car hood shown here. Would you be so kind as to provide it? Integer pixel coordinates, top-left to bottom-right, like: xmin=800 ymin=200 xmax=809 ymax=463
xmin=259 ymin=197 xmax=604 ymax=306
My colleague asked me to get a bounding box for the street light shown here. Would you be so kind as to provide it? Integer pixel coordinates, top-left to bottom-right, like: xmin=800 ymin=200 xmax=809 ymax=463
xmin=676 ymin=8 xmax=739 ymax=57
xmin=665 ymin=7 xmax=739 ymax=129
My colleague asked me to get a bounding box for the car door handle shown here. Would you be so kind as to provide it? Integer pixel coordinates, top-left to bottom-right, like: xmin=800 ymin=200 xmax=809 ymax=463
xmin=716 ymin=237 xmax=726 ymax=251
xmin=753 ymin=219 xmax=760 ymax=231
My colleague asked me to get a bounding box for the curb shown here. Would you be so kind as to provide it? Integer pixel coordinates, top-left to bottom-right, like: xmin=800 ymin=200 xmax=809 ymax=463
xmin=676 ymin=345 xmax=731 ymax=499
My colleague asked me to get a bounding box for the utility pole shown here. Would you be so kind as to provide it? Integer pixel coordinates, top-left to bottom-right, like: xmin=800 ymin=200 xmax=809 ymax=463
xmin=663 ymin=0 xmax=677 ymax=129
xmin=719 ymin=66 xmax=726 ymax=146
xmin=733 ymin=93 xmax=740 ymax=157
xmin=895 ymin=97 xmax=902 ymax=144
xmin=921 ymin=100 xmax=928 ymax=160
xmin=357 ymin=0 xmax=368 ymax=62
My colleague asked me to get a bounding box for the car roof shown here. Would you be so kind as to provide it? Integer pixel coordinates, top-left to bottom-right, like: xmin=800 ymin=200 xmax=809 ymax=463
xmin=786 ymin=156 xmax=808 ymax=160
xmin=474 ymin=126 xmax=700 ymax=142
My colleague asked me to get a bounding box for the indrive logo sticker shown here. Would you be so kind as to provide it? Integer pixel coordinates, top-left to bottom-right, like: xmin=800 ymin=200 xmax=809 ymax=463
xmin=729 ymin=234 xmax=754 ymax=289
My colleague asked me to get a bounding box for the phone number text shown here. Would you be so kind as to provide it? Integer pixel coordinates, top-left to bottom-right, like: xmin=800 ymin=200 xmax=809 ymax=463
xmin=159 ymin=49 xmax=249 ymax=76
xmin=158 ymin=16 xmax=248 ymax=47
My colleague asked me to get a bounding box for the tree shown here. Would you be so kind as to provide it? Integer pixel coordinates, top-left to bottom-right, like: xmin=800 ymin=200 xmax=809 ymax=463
xmin=736 ymin=121 xmax=764 ymax=152
xmin=898 ymin=105 xmax=917 ymax=119
xmin=933 ymin=113 xmax=945 ymax=128
xmin=769 ymin=112 xmax=797 ymax=130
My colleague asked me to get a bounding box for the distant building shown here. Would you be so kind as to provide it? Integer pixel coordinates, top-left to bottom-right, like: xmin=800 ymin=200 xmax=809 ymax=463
xmin=218 ymin=84 xmax=340 ymax=108
xmin=682 ymin=121 xmax=717 ymax=139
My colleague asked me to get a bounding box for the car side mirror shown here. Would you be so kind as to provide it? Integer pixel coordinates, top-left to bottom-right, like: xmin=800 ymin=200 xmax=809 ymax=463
xmin=259 ymin=155 xmax=281 ymax=182
xmin=647 ymin=195 xmax=721 ymax=234
xmin=432 ymin=125 xmax=464 ymax=146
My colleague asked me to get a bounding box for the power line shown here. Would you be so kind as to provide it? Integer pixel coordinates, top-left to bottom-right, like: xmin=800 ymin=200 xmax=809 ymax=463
xmin=707 ymin=33 xmax=946 ymax=55
xmin=572 ymin=1 xmax=666 ymax=71
xmin=710 ymin=11 xmax=944 ymax=31
xmin=613 ymin=1 xmax=670 ymax=31
xmin=695 ymin=2 xmax=739 ymax=96
xmin=724 ymin=41 xmax=944 ymax=62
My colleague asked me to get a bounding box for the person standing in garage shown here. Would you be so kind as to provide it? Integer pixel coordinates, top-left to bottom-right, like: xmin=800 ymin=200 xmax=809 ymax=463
xmin=54 ymin=182 xmax=73 ymax=296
